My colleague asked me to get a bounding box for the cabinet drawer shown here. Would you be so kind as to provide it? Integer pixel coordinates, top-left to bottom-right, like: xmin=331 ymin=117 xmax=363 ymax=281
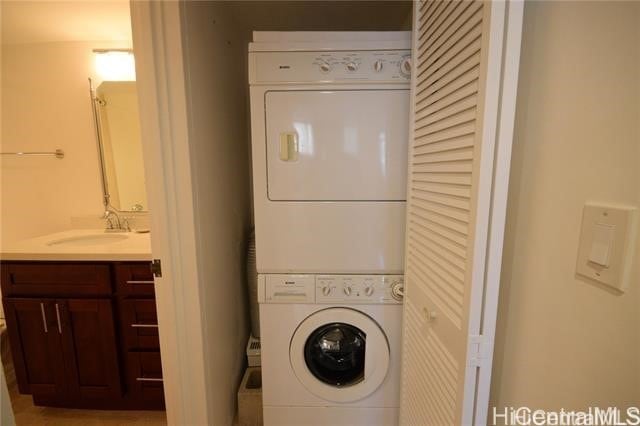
xmin=120 ymin=299 xmax=159 ymax=350
xmin=127 ymin=351 xmax=164 ymax=408
xmin=115 ymin=263 xmax=154 ymax=297
xmin=1 ymin=263 xmax=111 ymax=297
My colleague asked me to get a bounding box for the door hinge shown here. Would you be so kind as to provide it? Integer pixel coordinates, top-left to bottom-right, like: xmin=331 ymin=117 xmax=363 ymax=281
xmin=468 ymin=334 xmax=489 ymax=367
xmin=150 ymin=259 xmax=162 ymax=278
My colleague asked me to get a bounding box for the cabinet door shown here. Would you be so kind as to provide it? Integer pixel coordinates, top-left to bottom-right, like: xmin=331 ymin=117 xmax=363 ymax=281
xmin=58 ymin=299 xmax=122 ymax=403
xmin=2 ymin=298 xmax=67 ymax=404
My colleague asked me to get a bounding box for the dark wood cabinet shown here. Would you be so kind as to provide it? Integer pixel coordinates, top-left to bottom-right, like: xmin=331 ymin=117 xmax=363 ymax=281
xmin=3 ymin=298 xmax=67 ymax=405
xmin=1 ymin=263 xmax=111 ymax=297
xmin=120 ymin=299 xmax=160 ymax=350
xmin=59 ymin=299 xmax=122 ymax=404
xmin=115 ymin=263 xmax=155 ymax=297
xmin=1 ymin=261 xmax=164 ymax=410
xmin=126 ymin=351 xmax=165 ymax=409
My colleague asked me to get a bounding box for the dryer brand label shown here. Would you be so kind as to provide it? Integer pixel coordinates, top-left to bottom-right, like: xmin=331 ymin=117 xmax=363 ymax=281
xmin=264 ymin=274 xmax=315 ymax=304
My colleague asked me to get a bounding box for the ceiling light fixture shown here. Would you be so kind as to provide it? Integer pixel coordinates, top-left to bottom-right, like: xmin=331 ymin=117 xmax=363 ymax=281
xmin=94 ymin=49 xmax=136 ymax=82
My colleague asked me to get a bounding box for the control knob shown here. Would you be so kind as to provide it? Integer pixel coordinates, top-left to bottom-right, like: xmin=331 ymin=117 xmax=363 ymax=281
xmin=399 ymin=56 xmax=412 ymax=77
xmin=346 ymin=62 xmax=359 ymax=72
xmin=343 ymin=285 xmax=352 ymax=296
xmin=319 ymin=62 xmax=331 ymax=73
xmin=391 ymin=280 xmax=404 ymax=301
xmin=364 ymin=285 xmax=375 ymax=297
xmin=373 ymin=60 xmax=384 ymax=72
xmin=321 ymin=285 xmax=332 ymax=296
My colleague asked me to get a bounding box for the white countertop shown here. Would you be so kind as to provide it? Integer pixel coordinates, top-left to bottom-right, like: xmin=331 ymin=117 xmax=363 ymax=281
xmin=1 ymin=229 xmax=152 ymax=261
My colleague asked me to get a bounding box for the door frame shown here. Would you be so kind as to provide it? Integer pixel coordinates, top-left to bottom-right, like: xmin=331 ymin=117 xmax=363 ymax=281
xmin=129 ymin=0 xmax=525 ymax=423
xmin=129 ymin=1 xmax=210 ymax=424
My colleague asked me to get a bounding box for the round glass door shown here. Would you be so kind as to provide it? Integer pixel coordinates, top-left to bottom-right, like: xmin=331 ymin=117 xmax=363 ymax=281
xmin=290 ymin=307 xmax=390 ymax=403
xmin=304 ymin=323 xmax=366 ymax=387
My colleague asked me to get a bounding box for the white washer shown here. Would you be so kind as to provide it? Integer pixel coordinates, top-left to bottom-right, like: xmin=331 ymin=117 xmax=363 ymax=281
xmin=258 ymin=273 xmax=404 ymax=426
xmin=249 ymin=32 xmax=411 ymax=274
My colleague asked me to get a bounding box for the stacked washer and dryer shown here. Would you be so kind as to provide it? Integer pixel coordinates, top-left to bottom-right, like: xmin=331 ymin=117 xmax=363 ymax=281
xmin=249 ymin=32 xmax=411 ymax=426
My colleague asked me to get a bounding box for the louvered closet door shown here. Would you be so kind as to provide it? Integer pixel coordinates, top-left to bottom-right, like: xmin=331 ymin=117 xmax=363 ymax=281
xmin=400 ymin=1 xmax=522 ymax=425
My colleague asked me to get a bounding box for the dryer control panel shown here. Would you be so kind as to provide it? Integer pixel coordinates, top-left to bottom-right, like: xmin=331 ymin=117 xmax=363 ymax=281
xmin=259 ymin=274 xmax=403 ymax=304
xmin=249 ymin=50 xmax=411 ymax=84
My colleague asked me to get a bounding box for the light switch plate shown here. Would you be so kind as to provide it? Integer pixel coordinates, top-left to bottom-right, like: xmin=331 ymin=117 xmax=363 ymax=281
xmin=576 ymin=203 xmax=637 ymax=291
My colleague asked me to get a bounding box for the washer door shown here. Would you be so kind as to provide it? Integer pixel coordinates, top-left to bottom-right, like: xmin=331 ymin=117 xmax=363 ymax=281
xmin=290 ymin=307 xmax=390 ymax=403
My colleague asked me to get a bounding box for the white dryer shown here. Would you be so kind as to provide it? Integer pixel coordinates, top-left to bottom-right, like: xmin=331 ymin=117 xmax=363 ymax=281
xmin=258 ymin=273 xmax=404 ymax=426
xmin=249 ymin=32 xmax=411 ymax=274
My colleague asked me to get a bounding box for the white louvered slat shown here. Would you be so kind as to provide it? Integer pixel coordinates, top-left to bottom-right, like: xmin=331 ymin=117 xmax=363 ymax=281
xmin=408 ymin=243 xmax=465 ymax=299
xmin=401 ymin=1 xmax=493 ymax=425
xmin=417 ymin=1 xmax=450 ymax=37
xmin=413 ymin=146 xmax=473 ymax=164
xmin=412 ymin=160 xmax=473 ymax=174
xmin=415 ymin=78 xmax=479 ymax=119
xmin=417 ymin=56 xmax=481 ymax=105
xmin=411 ymin=179 xmax=471 ymax=199
xmin=408 ymin=216 xmax=468 ymax=260
xmin=401 ymin=300 xmax=459 ymax=425
xmin=412 ymin=188 xmax=471 ymax=212
xmin=418 ymin=2 xmax=483 ymax=66
xmin=418 ymin=1 xmax=461 ymax=50
xmin=417 ymin=35 xmax=482 ymax=86
xmin=408 ymin=231 xmax=466 ymax=274
xmin=414 ymin=120 xmax=475 ymax=146
xmin=413 ymin=133 xmax=474 ymax=155
xmin=411 ymin=199 xmax=469 ymax=229
xmin=416 ymin=65 xmax=480 ymax=108
xmin=415 ymin=94 xmax=478 ymax=130
xmin=409 ymin=251 xmax=465 ymax=306
xmin=413 ymin=171 xmax=473 ymax=186
xmin=414 ymin=108 xmax=476 ymax=138
xmin=416 ymin=28 xmax=482 ymax=81
xmin=416 ymin=17 xmax=482 ymax=78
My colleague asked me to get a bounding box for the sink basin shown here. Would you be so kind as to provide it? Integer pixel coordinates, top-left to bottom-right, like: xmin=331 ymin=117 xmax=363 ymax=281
xmin=46 ymin=233 xmax=129 ymax=247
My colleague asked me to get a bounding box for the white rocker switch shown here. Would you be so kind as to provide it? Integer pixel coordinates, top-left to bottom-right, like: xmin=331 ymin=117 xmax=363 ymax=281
xmin=576 ymin=203 xmax=638 ymax=292
xmin=588 ymin=223 xmax=615 ymax=267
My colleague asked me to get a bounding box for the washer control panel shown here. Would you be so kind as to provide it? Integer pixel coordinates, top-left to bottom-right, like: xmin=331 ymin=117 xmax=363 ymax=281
xmin=316 ymin=275 xmax=403 ymax=304
xmin=250 ymin=50 xmax=411 ymax=84
xmin=259 ymin=274 xmax=403 ymax=304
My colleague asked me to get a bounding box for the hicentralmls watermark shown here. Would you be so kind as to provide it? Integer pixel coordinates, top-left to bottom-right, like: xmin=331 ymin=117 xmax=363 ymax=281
xmin=492 ymin=407 xmax=640 ymax=425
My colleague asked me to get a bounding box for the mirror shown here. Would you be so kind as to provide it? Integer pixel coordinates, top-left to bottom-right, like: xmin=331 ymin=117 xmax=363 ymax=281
xmin=91 ymin=80 xmax=148 ymax=212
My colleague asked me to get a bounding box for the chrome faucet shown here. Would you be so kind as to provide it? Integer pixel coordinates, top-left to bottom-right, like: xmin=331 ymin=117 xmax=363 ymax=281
xmin=104 ymin=210 xmax=130 ymax=232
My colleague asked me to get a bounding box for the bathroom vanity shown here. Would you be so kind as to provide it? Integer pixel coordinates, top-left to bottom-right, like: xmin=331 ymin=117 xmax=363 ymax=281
xmin=0 ymin=230 xmax=163 ymax=410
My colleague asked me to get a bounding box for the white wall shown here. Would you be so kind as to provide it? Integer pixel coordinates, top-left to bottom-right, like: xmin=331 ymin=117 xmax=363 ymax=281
xmin=491 ymin=0 xmax=640 ymax=413
xmin=179 ymin=3 xmax=252 ymax=424
xmin=0 ymin=41 xmax=129 ymax=247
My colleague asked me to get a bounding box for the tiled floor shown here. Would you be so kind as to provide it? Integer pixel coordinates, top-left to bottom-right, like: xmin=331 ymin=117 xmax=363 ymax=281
xmin=1 ymin=326 xmax=167 ymax=426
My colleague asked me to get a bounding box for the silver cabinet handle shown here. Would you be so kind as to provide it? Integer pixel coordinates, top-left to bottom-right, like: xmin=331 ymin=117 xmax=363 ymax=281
xmin=40 ymin=303 xmax=48 ymax=333
xmin=136 ymin=377 xmax=163 ymax=382
xmin=55 ymin=303 xmax=62 ymax=334
xmin=131 ymin=324 xmax=158 ymax=328
xmin=126 ymin=280 xmax=154 ymax=284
